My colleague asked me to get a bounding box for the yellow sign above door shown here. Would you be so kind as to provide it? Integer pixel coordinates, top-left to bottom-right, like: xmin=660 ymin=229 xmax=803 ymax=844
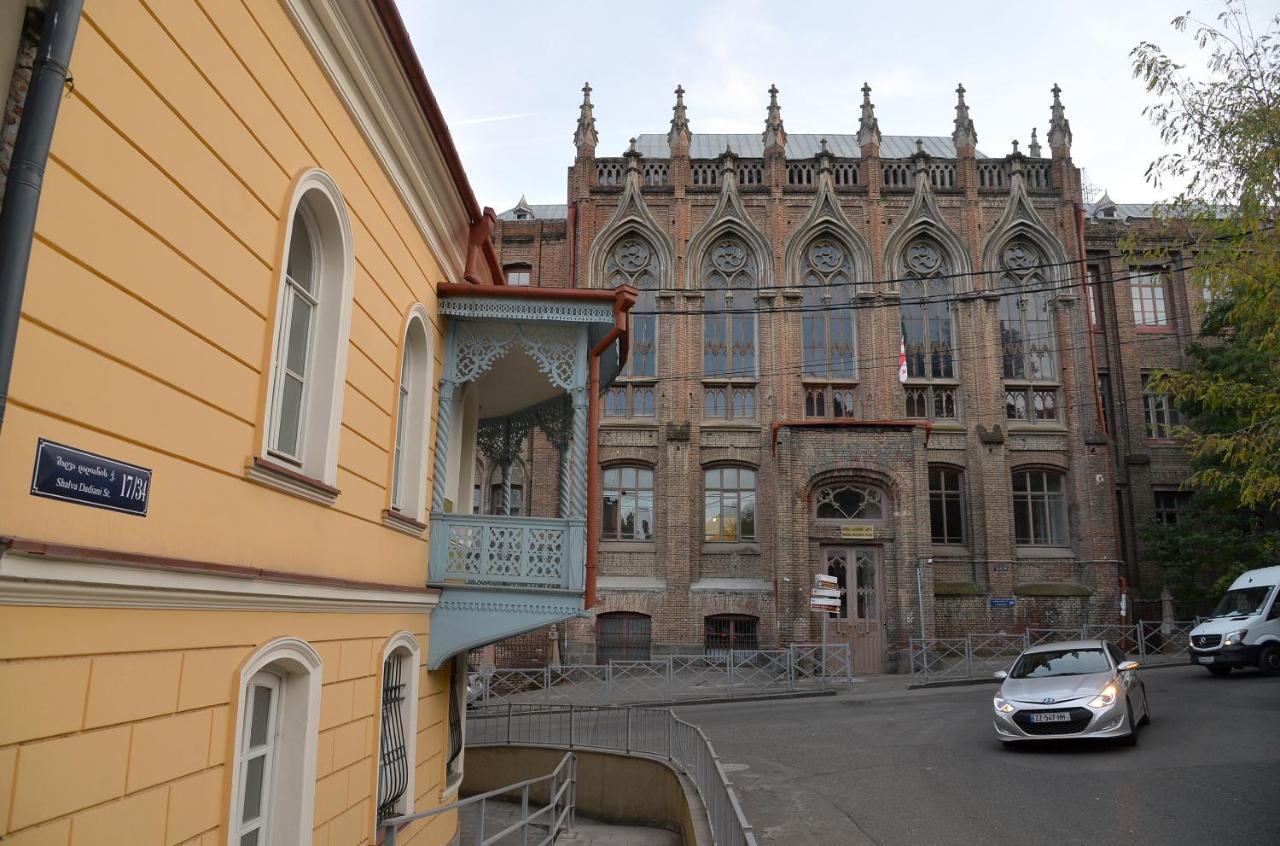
xmin=840 ymin=525 xmax=874 ymax=540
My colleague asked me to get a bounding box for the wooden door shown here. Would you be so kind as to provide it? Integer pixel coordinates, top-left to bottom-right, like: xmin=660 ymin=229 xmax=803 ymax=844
xmin=850 ymin=548 xmax=885 ymax=673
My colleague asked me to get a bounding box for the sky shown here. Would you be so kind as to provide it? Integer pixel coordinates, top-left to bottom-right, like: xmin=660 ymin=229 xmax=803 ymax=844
xmin=400 ymin=0 xmax=1240 ymax=214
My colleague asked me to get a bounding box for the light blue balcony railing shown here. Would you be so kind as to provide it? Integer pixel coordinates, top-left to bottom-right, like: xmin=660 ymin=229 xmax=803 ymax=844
xmin=428 ymin=513 xmax=586 ymax=592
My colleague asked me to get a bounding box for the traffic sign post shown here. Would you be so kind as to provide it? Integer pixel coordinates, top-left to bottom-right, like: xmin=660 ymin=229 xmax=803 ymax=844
xmin=811 ymin=575 xmax=845 ymax=672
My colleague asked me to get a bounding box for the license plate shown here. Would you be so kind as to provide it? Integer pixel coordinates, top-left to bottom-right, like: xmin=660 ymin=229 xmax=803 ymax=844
xmin=1030 ymin=712 xmax=1071 ymax=723
xmin=1196 ymin=656 xmax=1216 ymax=664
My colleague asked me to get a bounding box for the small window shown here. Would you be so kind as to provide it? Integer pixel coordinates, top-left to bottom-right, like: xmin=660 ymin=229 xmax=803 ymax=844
xmin=602 ymin=466 xmax=654 ymax=541
xmin=1086 ymin=266 xmax=1103 ymax=329
xmin=377 ymin=639 xmax=419 ymax=823
xmin=1153 ymin=490 xmax=1192 ymax=525
xmin=814 ymin=483 xmax=884 ymax=520
xmin=504 ymin=264 xmax=532 ymax=286
xmin=445 ymin=657 xmax=467 ymax=789
xmin=237 ymin=671 xmax=282 ymax=846
xmin=1142 ymin=374 xmax=1183 ymax=439
xmin=704 ymin=466 xmax=756 ymax=542
xmin=1130 ymin=269 xmax=1169 ymax=327
xmin=929 ymin=467 xmax=965 ymax=545
xmin=704 ymin=614 xmax=758 ymax=655
xmin=596 ymin=612 xmax=652 ymax=662
xmin=1012 ymin=469 xmax=1067 ymax=546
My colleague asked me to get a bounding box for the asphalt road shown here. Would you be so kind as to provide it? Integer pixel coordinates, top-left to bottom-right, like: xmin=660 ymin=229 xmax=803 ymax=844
xmin=677 ymin=665 xmax=1280 ymax=846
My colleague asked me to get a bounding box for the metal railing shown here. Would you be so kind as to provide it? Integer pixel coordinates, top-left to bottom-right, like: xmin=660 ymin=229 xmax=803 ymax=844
xmin=475 ymin=645 xmax=853 ymax=705
xmin=910 ymin=621 xmax=1197 ymax=681
xmin=468 ymin=703 xmax=758 ymax=846
xmin=379 ymin=750 xmax=576 ymax=845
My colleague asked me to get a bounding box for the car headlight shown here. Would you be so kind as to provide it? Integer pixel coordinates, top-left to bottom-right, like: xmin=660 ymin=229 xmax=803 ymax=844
xmin=1223 ymin=628 xmax=1248 ymax=646
xmin=1088 ymin=684 xmax=1118 ymax=709
xmin=993 ymin=697 xmax=1015 ymax=714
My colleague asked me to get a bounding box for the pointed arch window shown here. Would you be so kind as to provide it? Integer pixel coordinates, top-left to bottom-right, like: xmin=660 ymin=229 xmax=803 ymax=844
xmin=899 ymin=237 xmax=959 ymax=420
xmin=998 ymin=240 xmax=1061 ymax=423
xmin=604 ymin=236 xmax=658 ymax=418
xmin=703 ymin=237 xmax=757 ymax=420
xmin=802 ymin=236 xmax=859 ymax=419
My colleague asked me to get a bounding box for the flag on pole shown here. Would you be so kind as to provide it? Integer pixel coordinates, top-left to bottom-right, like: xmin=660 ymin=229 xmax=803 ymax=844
xmin=898 ymin=337 xmax=908 ymax=383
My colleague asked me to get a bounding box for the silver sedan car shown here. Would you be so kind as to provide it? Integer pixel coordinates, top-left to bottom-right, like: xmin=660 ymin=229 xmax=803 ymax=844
xmin=992 ymin=640 xmax=1151 ymax=746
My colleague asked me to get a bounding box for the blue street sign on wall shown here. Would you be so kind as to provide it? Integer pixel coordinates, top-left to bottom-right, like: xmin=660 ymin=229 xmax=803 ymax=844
xmin=990 ymin=597 xmax=1017 ymax=608
xmin=30 ymin=439 xmax=152 ymax=517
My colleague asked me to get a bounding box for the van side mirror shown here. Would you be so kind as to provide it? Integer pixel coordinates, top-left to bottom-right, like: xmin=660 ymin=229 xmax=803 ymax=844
xmin=993 ymin=670 xmax=1008 ymax=680
xmin=1118 ymin=661 xmax=1140 ymax=672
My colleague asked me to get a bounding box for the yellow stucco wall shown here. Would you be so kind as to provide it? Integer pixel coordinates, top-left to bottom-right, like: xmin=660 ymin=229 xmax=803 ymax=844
xmin=0 ymin=1 xmax=473 ymax=844
xmin=0 ymin=0 xmax=455 ymax=586
xmin=0 ymin=607 xmax=455 ymax=845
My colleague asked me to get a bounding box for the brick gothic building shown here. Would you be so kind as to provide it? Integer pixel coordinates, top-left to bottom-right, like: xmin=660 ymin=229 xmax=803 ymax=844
xmin=487 ymin=83 xmax=1138 ymax=671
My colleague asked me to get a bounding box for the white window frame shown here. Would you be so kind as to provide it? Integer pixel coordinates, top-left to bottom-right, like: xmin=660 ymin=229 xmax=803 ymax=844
xmin=259 ymin=169 xmax=355 ymax=487
xmin=228 ymin=638 xmax=323 ymax=846
xmin=268 ymin=204 xmax=320 ymax=464
xmin=377 ymin=633 xmax=421 ymax=822
xmin=238 ymin=671 xmax=282 ymax=845
xmin=389 ymin=306 xmax=435 ymax=520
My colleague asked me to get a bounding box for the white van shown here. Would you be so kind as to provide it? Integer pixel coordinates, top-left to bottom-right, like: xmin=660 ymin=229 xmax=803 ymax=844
xmin=1188 ymin=566 xmax=1280 ymax=676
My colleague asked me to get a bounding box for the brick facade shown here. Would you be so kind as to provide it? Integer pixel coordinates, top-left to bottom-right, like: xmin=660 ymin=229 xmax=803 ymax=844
xmin=489 ymin=85 xmax=1149 ymax=670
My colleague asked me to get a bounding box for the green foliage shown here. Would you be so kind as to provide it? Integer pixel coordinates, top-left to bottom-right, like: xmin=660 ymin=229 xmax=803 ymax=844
xmin=1131 ymin=1 xmax=1280 ymax=510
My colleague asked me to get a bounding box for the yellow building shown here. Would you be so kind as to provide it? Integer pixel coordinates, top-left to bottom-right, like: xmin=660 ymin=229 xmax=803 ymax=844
xmin=0 ymin=2 xmax=636 ymax=844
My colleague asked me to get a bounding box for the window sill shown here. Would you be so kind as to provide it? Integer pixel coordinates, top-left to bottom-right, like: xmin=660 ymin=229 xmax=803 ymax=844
xmin=245 ymin=457 xmax=339 ymax=506
xmin=599 ymin=540 xmax=656 ymax=553
xmin=700 ymin=420 xmax=761 ymax=430
xmin=1014 ymin=546 xmax=1075 ymax=559
xmin=382 ymin=509 xmax=427 ymax=537
xmin=701 ymin=542 xmax=760 ymax=555
xmin=1005 ymin=422 xmax=1069 ymax=434
xmin=601 ymin=418 xmax=660 ymax=428
xmin=1134 ymin=325 xmax=1175 ymax=334
xmin=930 ymin=545 xmax=971 ymax=555
xmin=441 ymin=770 xmax=463 ymax=802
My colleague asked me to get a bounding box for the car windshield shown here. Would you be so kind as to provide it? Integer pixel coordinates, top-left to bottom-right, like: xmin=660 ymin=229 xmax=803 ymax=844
xmin=1211 ymin=586 xmax=1273 ymax=617
xmin=1010 ymin=648 xmax=1111 ymax=679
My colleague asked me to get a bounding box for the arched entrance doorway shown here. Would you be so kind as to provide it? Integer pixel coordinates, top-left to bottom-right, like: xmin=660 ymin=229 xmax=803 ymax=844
xmin=814 ymin=482 xmax=887 ymax=673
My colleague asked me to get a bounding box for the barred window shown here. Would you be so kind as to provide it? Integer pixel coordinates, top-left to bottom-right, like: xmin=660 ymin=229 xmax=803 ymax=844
xmin=1130 ymin=269 xmax=1169 ymax=326
xmin=998 ymin=240 xmax=1060 ymax=424
xmin=814 ymin=483 xmax=884 ymax=520
xmin=602 ymin=465 xmax=654 ymax=541
xmin=704 ymin=614 xmax=758 ymax=655
xmin=929 ymin=466 xmax=965 ymax=545
xmin=446 ymin=656 xmax=466 ymax=785
xmin=377 ymin=649 xmax=413 ymax=823
xmin=597 ymin=612 xmax=652 ymax=663
xmin=1142 ymin=374 xmax=1183 ymax=439
xmin=1012 ymin=469 xmax=1067 ymax=546
xmin=704 ymin=466 xmax=756 ymax=542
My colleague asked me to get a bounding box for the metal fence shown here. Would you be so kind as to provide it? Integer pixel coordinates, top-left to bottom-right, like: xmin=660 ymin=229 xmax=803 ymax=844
xmin=379 ymin=749 xmax=576 ymax=846
xmin=909 ymin=621 xmax=1197 ymax=681
xmin=468 ymin=703 xmax=758 ymax=846
xmin=474 ymin=644 xmax=852 ymax=705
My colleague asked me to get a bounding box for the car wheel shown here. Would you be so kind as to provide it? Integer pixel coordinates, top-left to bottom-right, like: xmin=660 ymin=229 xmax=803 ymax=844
xmin=1139 ymin=687 xmax=1151 ymax=726
xmin=1259 ymin=644 xmax=1280 ymax=677
xmin=1207 ymin=664 xmax=1232 ymax=676
xmin=1121 ymin=703 xmax=1138 ymax=747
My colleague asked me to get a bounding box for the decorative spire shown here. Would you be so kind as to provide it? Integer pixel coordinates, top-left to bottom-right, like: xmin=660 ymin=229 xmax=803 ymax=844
xmin=667 ymin=84 xmax=691 ymax=150
xmin=1028 ymin=127 xmax=1042 ymax=158
xmin=624 ymin=137 xmax=642 ymax=174
xmin=1048 ymin=83 xmax=1072 ymax=156
xmin=951 ymin=83 xmax=977 ymax=154
xmin=574 ymin=82 xmax=598 ymax=154
xmin=857 ymin=82 xmax=881 ymax=149
xmin=816 ymin=137 xmax=832 ymax=172
xmin=1011 ymin=139 xmax=1020 ymax=155
xmin=762 ymin=84 xmax=786 ymax=152
xmin=912 ymin=137 xmax=929 ymax=179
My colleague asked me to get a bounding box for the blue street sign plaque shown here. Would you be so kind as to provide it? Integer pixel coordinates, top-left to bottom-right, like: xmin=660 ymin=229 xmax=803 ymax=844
xmin=990 ymin=597 xmax=1016 ymax=608
xmin=30 ymin=439 xmax=152 ymax=517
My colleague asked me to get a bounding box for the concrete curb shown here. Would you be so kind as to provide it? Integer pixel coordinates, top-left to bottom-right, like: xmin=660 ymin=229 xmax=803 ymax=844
xmin=906 ymin=660 xmax=1190 ymax=690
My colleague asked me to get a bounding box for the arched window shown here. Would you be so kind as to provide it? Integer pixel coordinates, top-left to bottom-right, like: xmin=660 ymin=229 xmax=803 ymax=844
xmin=899 ymin=237 xmax=958 ymax=420
xmin=802 ymin=236 xmax=859 ymax=419
xmin=1012 ymin=468 xmax=1068 ymax=546
xmin=928 ymin=466 xmax=966 ymax=545
xmin=390 ymin=310 xmax=433 ymax=521
xmin=487 ymin=459 xmax=525 ymax=516
xmin=702 ymin=237 xmax=757 ymax=420
xmin=704 ymin=466 xmax=756 ymax=542
xmin=602 ymin=465 xmax=654 ymax=541
xmin=998 ymin=240 xmax=1060 ymax=423
xmin=596 ymin=612 xmax=652 ymax=662
xmin=229 ymin=638 xmax=322 ymax=846
xmin=604 ymin=236 xmax=658 ymax=418
xmin=377 ymin=633 xmax=420 ymax=823
xmin=261 ymin=171 xmax=354 ymax=494
xmin=814 ymin=483 xmax=884 ymax=520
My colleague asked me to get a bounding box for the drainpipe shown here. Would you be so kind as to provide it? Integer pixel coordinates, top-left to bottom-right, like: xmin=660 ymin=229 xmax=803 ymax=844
xmin=0 ymin=0 xmax=82 ymax=435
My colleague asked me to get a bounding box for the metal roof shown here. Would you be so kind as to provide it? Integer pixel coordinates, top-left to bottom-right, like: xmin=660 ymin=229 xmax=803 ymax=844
xmin=497 ymin=204 xmax=568 ymax=221
xmin=1084 ymin=198 xmax=1156 ymax=222
xmin=630 ymin=133 xmax=987 ymax=160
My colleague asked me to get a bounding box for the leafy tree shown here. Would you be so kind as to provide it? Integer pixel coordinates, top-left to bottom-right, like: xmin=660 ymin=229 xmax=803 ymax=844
xmin=1131 ymin=1 xmax=1280 ymax=511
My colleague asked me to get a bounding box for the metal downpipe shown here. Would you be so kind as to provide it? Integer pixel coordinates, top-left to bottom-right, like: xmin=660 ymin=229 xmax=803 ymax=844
xmin=0 ymin=0 xmax=82 ymax=434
